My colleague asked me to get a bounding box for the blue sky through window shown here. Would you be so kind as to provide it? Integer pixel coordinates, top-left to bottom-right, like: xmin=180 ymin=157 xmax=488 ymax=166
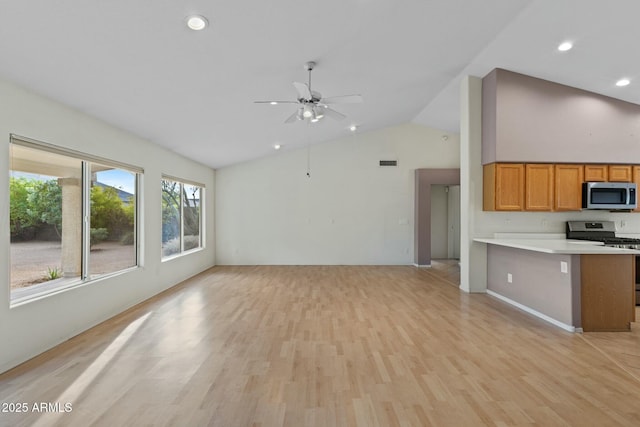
xmin=95 ymin=169 xmax=135 ymax=195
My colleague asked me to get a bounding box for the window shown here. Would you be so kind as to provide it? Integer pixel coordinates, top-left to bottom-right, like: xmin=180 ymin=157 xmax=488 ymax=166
xmin=161 ymin=177 xmax=203 ymax=258
xmin=9 ymin=135 xmax=141 ymax=304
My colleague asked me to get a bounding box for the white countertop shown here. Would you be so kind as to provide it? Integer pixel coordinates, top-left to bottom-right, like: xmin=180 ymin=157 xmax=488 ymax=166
xmin=473 ymin=238 xmax=640 ymax=254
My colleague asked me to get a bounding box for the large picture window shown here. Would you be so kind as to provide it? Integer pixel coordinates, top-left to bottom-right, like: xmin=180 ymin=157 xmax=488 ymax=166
xmin=161 ymin=177 xmax=203 ymax=258
xmin=9 ymin=135 xmax=141 ymax=304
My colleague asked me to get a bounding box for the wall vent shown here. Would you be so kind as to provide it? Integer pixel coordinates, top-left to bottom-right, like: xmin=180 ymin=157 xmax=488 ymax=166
xmin=379 ymin=160 xmax=398 ymax=167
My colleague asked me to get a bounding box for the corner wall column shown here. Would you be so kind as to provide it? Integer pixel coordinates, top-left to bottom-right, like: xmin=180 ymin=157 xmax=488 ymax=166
xmin=460 ymin=76 xmax=487 ymax=293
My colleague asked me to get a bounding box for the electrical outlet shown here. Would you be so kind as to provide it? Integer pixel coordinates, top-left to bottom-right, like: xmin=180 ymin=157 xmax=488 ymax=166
xmin=507 ymin=273 xmax=513 ymax=283
xmin=560 ymin=261 xmax=568 ymax=273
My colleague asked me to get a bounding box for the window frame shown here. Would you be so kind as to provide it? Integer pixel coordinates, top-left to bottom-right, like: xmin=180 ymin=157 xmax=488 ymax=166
xmin=161 ymin=175 xmax=204 ymax=260
xmin=9 ymin=134 xmax=143 ymax=306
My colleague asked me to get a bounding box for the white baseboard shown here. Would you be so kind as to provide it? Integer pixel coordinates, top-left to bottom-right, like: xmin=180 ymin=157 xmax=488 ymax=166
xmin=486 ymin=290 xmax=576 ymax=333
xmin=413 ymin=264 xmax=431 ymax=268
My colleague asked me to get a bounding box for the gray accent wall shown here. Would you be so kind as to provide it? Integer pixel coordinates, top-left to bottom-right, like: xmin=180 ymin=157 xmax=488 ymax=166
xmin=414 ymin=168 xmax=460 ymax=266
xmin=487 ymin=245 xmax=581 ymax=328
xmin=482 ymin=68 xmax=640 ymax=165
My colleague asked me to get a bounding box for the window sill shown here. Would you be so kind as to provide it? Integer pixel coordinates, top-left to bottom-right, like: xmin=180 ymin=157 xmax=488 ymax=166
xmin=10 ymin=266 xmax=140 ymax=308
xmin=161 ymin=246 xmax=204 ymax=263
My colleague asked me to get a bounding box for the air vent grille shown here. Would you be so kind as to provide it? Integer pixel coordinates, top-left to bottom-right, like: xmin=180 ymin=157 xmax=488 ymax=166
xmin=379 ymin=160 xmax=398 ymax=167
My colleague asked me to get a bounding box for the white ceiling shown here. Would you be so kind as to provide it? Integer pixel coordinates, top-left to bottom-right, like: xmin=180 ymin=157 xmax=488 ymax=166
xmin=1 ymin=1 xmax=639 ymax=169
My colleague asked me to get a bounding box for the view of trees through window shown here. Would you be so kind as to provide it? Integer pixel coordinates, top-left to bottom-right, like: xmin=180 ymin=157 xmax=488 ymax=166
xmin=9 ymin=141 xmax=138 ymax=302
xmin=161 ymin=178 xmax=202 ymax=258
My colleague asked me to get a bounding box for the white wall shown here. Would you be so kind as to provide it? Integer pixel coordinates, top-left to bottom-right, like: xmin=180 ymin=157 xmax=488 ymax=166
xmin=0 ymin=78 xmax=215 ymax=373
xmin=215 ymin=123 xmax=459 ymax=265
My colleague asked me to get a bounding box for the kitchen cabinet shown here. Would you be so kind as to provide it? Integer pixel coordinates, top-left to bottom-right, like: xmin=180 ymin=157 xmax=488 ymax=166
xmin=483 ymin=162 xmax=640 ymax=212
xmin=633 ymin=166 xmax=640 ymax=213
xmin=525 ymin=164 xmax=554 ymax=211
xmin=584 ymin=165 xmax=608 ymax=182
xmin=554 ymin=164 xmax=583 ymax=211
xmin=608 ymin=165 xmax=632 ymax=182
xmin=483 ymin=163 xmax=524 ymax=211
xmin=581 ymin=254 xmax=635 ymax=331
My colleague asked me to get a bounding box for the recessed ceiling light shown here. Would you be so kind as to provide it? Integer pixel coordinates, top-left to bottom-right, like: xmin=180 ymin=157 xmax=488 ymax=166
xmin=349 ymin=125 xmax=357 ymax=132
xmin=557 ymin=41 xmax=573 ymax=52
xmin=186 ymin=15 xmax=208 ymax=31
xmin=270 ymin=101 xmax=278 ymax=105
xmin=616 ymin=78 xmax=631 ymax=87
xmin=273 ymin=144 xmax=281 ymax=150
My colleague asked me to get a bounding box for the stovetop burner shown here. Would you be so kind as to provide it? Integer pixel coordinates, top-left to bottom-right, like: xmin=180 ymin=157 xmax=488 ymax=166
xmin=566 ymin=221 xmax=640 ymax=248
xmin=599 ymin=237 xmax=640 ymax=244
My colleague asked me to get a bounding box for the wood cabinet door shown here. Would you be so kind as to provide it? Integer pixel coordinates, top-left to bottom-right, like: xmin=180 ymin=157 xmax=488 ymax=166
xmin=608 ymin=165 xmax=632 ymax=182
xmin=525 ymin=164 xmax=554 ymax=211
xmin=581 ymin=254 xmax=634 ymax=332
xmin=495 ymin=164 xmax=525 ymax=211
xmin=554 ymin=164 xmax=583 ymax=211
xmin=633 ymin=166 xmax=640 ymax=212
xmin=584 ymin=165 xmax=608 ymax=182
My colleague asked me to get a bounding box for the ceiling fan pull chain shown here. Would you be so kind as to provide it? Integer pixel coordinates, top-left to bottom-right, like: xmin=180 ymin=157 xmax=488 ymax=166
xmin=306 ymin=143 xmax=311 ymax=178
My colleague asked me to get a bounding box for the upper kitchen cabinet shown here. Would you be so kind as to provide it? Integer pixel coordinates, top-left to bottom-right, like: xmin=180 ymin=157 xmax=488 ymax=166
xmin=555 ymin=164 xmax=583 ymax=211
xmin=525 ymin=164 xmax=554 ymax=211
xmin=608 ymin=165 xmax=632 ymax=182
xmin=483 ymin=163 xmax=524 ymax=211
xmin=584 ymin=165 xmax=608 ymax=182
xmin=482 ymin=69 xmax=640 ymax=166
xmin=633 ymin=166 xmax=640 ymax=212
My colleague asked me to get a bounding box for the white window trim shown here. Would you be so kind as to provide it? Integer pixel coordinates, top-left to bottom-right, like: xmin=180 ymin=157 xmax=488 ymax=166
xmin=9 ymin=135 xmax=143 ymax=306
xmin=161 ymin=176 xmax=205 ymax=261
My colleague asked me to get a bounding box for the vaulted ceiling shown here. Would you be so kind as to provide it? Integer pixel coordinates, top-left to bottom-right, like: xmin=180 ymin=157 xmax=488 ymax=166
xmin=1 ymin=1 xmax=638 ymax=169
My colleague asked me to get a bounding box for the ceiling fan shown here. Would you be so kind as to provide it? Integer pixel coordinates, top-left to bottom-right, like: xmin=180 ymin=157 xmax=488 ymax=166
xmin=254 ymin=61 xmax=362 ymax=124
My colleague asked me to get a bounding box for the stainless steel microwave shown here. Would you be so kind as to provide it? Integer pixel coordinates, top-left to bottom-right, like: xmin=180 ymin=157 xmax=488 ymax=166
xmin=582 ymin=182 xmax=637 ymax=210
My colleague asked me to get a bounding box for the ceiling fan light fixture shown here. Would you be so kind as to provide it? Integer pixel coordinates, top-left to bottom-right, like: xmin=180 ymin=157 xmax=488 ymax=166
xmin=186 ymin=15 xmax=208 ymax=31
xmin=302 ymin=105 xmax=314 ymax=118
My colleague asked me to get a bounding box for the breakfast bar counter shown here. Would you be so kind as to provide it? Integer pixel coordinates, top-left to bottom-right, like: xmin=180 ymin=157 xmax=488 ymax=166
xmin=474 ymin=237 xmax=640 ymax=254
xmin=474 ymin=237 xmax=637 ymax=332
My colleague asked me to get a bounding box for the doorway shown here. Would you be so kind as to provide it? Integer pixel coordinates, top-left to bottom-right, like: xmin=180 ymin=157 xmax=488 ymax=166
xmin=413 ymin=168 xmax=460 ymax=268
xmin=430 ymin=185 xmax=460 ymax=260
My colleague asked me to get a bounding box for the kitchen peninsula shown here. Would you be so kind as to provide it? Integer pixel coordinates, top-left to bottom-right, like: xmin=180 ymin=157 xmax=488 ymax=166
xmin=475 ymin=236 xmax=637 ymax=332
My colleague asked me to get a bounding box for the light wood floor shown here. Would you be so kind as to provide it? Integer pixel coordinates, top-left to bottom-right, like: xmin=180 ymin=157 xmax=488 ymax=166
xmin=1 ymin=265 xmax=639 ymax=427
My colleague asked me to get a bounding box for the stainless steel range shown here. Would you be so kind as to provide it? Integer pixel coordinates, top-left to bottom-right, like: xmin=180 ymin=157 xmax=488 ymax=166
xmin=566 ymin=220 xmax=640 ymax=305
xmin=566 ymin=220 xmax=640 ymax=249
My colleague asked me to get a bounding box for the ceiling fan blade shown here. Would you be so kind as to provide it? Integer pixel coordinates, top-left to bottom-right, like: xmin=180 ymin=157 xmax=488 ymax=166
xmin=284 ymin=110 xmax=300 ymax=123
xmin=322 ymin=107 xmax=346 ymax=121
xmin=320 ymin=94 xmax=363 ymax=104
xmin=254 ymin=100 xmax=299 ymax=104
xmin=292 ymin=81 xmax=312 ymax=100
